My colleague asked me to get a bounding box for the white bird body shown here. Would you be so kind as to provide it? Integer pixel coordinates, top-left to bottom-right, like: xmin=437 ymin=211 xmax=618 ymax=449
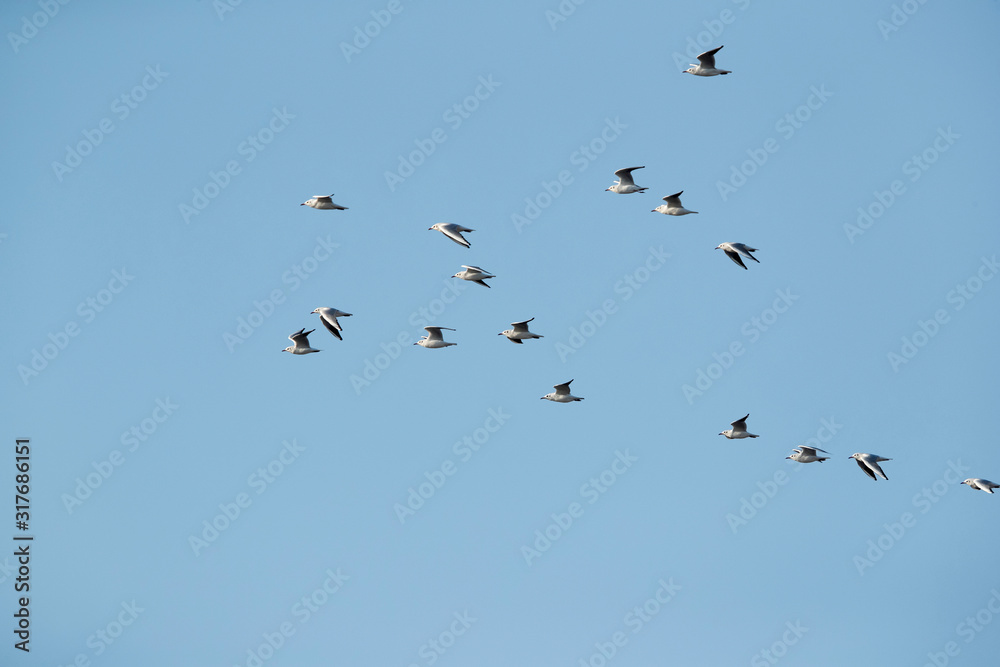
xmin=429 ymin=223 xmax=474 ymax=248
xmin=499 ymin=317 xmax=543 ymax=344
xmin=283 ymin=328 xmax=321 ymax=354
xmin=715 ymin=242 xmax=760 ymax=270
xmin=961 ymin=478 xmax=1000 ymax=493
xmin=683 ymin=46 xmax=731 ymax=76
xmin=786 ymin=446 xmax=830 ymax=463
xmin=452 ymin=265 xmax=495 ymax=288
xmin=719 ymin=414 xmax=758 ymax=439
xmin=414 ymin=326 xmax=456 ymax=348
xmin=605 ymin=166 xmax=648 ymax=194
xmin=311 ymin=307 xmax=352 ymax=340
xmin=652 ymin=191 xmax=698 ymax=216
xmin=301 ymin=194 xmax=347 ymax=210
xmin=849 ymin=453 xmax=892 ymax=481
xmin=541 ymin=379 xmax=584 ymax=402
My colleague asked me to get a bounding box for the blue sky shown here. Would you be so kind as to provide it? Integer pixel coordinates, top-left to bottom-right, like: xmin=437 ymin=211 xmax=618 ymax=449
xmin=4 ymin=1 xmax=1000 ymax=665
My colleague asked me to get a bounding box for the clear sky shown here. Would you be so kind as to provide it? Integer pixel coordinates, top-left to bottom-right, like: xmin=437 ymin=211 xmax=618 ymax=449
xmin=4 ymin=1 xmax=1000 ymax=665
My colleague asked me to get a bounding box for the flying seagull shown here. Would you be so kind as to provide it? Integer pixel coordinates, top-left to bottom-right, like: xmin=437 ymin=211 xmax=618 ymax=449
xmin=541 ymin=379 xmax=584 ymax=402
xmin=652 ymin=191 xmax=698 ymax=216
xmin=499 ymin=318 xmax=543 ymax=344
xmin=961 ymin=478 xmax=999 ymax=494
xmin=452 ymin=265 xmax=495 ymax=288
xmin=429 ymin=223 xmax=474 ymax=248
xmin=605 ymin=167 xmax=648 ymax=194
xmin=311 ymin=307 xmax=352 ymax=341
xmin=301 ymin=194 xmax=348 ymax=210
xmin=849 ymin=453 xmax=892 ymax=481
xmin=683 ymin=46 xmax=731 ymax=76
xmin=715 ymin=242 xmax=760 ymax=270
xmin=719 ymin=414 xmax=759 ymax=439
xmin=786 ymin=446 xmax=830 ymax=463
xmin=282 ymin=328 xmax=321 ymax=355
xmin=414 ymin=326 xmax=457 ymax=348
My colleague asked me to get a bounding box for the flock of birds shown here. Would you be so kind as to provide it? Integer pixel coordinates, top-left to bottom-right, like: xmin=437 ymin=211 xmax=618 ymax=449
xmin=284 ymin=47 xmax=997 ymax=494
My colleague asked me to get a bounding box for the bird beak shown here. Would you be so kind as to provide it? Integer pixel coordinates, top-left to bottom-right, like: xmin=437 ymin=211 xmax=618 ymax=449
xmin=300 ymin=203 xmax=305 ymax=206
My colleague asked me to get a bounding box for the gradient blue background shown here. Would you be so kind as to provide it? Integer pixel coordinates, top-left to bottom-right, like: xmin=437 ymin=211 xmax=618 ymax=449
xmin=4 ymin=1 xmax=1000 ymax=665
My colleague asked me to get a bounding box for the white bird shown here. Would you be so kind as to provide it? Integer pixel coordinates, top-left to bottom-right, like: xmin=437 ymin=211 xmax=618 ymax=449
xmin=282 ymin=328 xmax=321 ymax=355
xmin=301 ymin=194 xmax=348 ymax=210
xmin=683 ymin=46 xmax=731 ymax=76
xmin=961 ymin=478 xmax=1000 ymax=494
xmin=849 ymin=453 xmax=892 ymax=481
xmin=499 ymin=318 xmax=543 ymax=344
xmin=311 ymin=307 xmax=352 ymax=341
xmin=429 ymin=223 xmax=474 ymax=248
xmin=652 ymin=191 xmax=698 ymax=216
xmin=452 ymin=265 xmax=494 ymax=288
xmin=605 ymin=167 xmax=648 ymax=194
xmin=719 ymin=414 xmax=759 ymax=439
xmin=414 ymin=326 xmax=457 ymax=348
xmin=715 ymin=242 xmax=760 ymax=270
xmin=786 ymin=446 xmax=830 ymax=463
xmin=541 ymin=379 xmax=584 ymax=402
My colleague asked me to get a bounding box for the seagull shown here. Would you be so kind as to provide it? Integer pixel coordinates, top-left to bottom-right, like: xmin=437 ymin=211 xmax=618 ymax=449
xmin=414 ymin=326 xmax=456 ymax=348
xmin=786 ymin=446 xmax=830 ymax=463
xmin=683 ymin=46 xmax=731 ymax=76
xmin=452 ymin=265 xmax=494 ymax=288
xmin=282 ymin=328 xmax=321 ymax=354
xmin=541 ymin=379 xmax=584 ymax=402
xmin=605 ymin=167 xmax=648 ymax=194
xmin=499 ymin=318 xmax=543 ymax=344
xmin=719 ymin=414 xmax=759 ymax=439
xmin=652 ymin=191 xmax=698 ymax=216
xmin=311 ymin=307 xmax=352 ymax=341
xmin=961 ymin=478 xmax=1000 ymax=494
xmin=849 ymin=453 xmax=892 ymax=481
xmin=301 ymin=194 xmax=348 ymax=210
xmin=715 ymin=242 xmax=760 ymax=270
xmin=429 ymin=223 xmax=474 ymax=248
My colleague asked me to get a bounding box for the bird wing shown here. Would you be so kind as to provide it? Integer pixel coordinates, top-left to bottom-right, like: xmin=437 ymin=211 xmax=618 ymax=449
xmin=554 ymin=380 xmax=573 ymax=394
xmin=725 ymin=248 xmax=748 ymax=269
xmin=290 ymin=328 xmax=315 ymax=349
xmin=613 ymin=166 xmax=644 ymax=185
xmin=663 ymin=192 xmax=683 ymax=207
xmin=731 ymin=414 xmax=750 ymax=429
xmin=319 ymin=315 xmax=343 ymax=340
xmin=439 ymin=226 xmax=471 ymax=247
xmin=698 ymin=46 xmax=723 ymax=68
xmin=856 ymin=458 xmax=877 ymax=480
xmin=423 ymin=326 xmax=455 ymax=341
xmin=511 ymin=318 xmax=533 ymax=332
xmin=734 ymin=243 xmax=760 ymax=262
